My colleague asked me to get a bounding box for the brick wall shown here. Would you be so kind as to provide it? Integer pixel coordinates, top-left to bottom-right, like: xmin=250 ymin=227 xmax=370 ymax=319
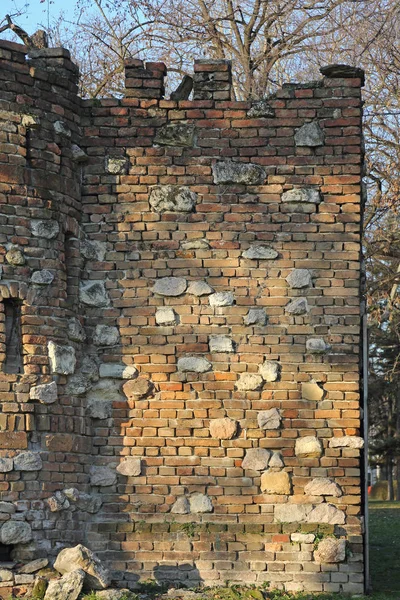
xmin=0 ymin=39 xmax=365 ymax=594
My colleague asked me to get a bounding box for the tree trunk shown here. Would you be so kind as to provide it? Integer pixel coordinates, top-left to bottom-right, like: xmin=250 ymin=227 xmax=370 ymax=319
xmin=388 ymin=456 xmax=394 ymax=500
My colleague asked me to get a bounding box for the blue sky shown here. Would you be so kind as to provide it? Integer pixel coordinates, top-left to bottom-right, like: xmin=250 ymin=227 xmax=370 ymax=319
xmin=2 ymin=0 xmax=77 ymax=34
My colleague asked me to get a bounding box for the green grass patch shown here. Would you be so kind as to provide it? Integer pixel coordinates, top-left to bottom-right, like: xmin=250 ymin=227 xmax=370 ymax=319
xmin=369 ymin=500 xmax=400 ymax=596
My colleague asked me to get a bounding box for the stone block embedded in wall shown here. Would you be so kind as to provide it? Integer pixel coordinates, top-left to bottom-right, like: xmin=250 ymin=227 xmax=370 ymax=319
xmin=177 ymin=357 xmax=212 ymax=373
xmin=48 ymin=342 xmax=76 ymax=375
xmin=242 ymin=448 xmax=271 ymax=471
xmin=242 ymin=245 xmax=278 ymax=260
xmin=79 ymin=281 xmax=110 ymax=307
xmin=212 ymin=160 xmax=266 ymax=185
xmin=294 ymin=121 xmax=324 ymax=146
xmin=30 ymin=381 xmax=58 ymax=404
xmin=153 ymin=277 xmax=187 ymax=296
xmin=149 ymin=186 xmax=197 ymax=213
xmin=154 ymin=122 xmax=195 ymax=147
xmin=209 ymin=417 xmax=237 ymax=440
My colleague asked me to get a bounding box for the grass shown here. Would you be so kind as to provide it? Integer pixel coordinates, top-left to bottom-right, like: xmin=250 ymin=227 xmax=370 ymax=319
xmin=369 ymin=500 xmax=400 ymax=598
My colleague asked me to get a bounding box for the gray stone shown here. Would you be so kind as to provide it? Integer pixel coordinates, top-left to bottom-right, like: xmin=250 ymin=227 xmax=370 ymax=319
xmin=170 ymin=75 xmax=194 ymax=101
xmin=44 ymin=570 xmax=85 ymax=600
xmin=177 ymin=357 xmax=212 ymax=373
xmin=269 ymin=452 xmax=284 ymax=469
xmin=302 ymin=381 xmax=324 ymax=401
xmin=307 ymin=504 xmax=346 ymax=525
xmin=14 ymin=451 xmax=43 ymax=471
xmin=106 ymin=157 xmax=128 ymax=175
xmin=209 ymin=291 xmax=235 ymax=307
xmin=96 ymin=590 xmax=135 ymax=600
xmin=48 ymin=342 xmax=76 ymax=375
xmin=247 ymin=99 xmax=275 ymax=118
xmin=81 ymin=239 xmax=107 ymax=262
xmin=153 ymin=277 xmax=187 ymax=297
xmin=241 ymin=194 xmax=259 ymax=203
xmin=295 ymin=121 xmax=324 ymax=146
xmin=286 ymin=269 xmax=312 ymax=289
xmin=171 ymin=497 xmax=190 ymax=514
xmin=73 ymin=492 xmax=102 ymax=514
xmin=291 ymin=533 xmax=315 ymax=543
xmin=54 ymin=121 xmax=71 ymax=137
xmin=122 ymin=377 xmax=154 ymax=399
xmin=66 ymin=374 xmax=92 ymax=396
xmin=181 ymin=239 xmax=210 ymax=250
xmin=116 ymin=458 xmax=142 ymax=477
xmin=281 ymin=202 xmax=316 ymax=214
xmin=155 ymin=307 xmax=178 ymax=326
xmin=242 ymin=245 xmax=278 ymax=260
xmin=154 ymin=123 xmax=195 ymax=147
xmin=67 ymin=318 xmax=86 ymax=342
xmin=86 ymin=379 xmax=125 ymax=420
xmin=18 ymin=558 xmax=49 ymax=574
xmin=285 ymin=297 xmax=309 ymax=315
xmin=93 ymin=325 xmax=120 ymax=346
xmin=79 ymin=281 xmax=110 ymax=307
xmin=212 ymin=160 xmax=266 ymax=185
xmin=274 ymin=504 xmax=311 ymax=523
xmin=260 ymin=470 xmax=291 ymax=494
xmin=71 ymin=144 xmax=88 ymax=163
xmin=47 ymin=491 xmax=70 ymax=512
xmin=258 ymin=408 xmax=281 ymax=430
xmin=90 ymin=466 xmax=117 ymax=487
xmin=0 ymin=458 xmax=13 ymax=473
xmin=6 ymin=246 xmax=25 ymax=266
xmin=30 ymin=381 xmax=58 ymax=404
xmin=31 ymin=269 xmax=54 ymax=285
xmin=0 ymin=568 xmax=13 ymax=581
xmin=244 ymin=308 xmax=267 ymax=326
xmin=189 ymin=494 xmax=213 ymax=513
xmin=31 ymin=219 xmax=59 ymax=239
xmin=306 ymin=338 xmax=330 ymax=354
xmin=0 ymin=502 xmax=15 ymax=514
xmin=236 ymin=373 xmax=264 ymax=391
xmin=295 ymin=436 xmax=323 ymax=458
xmin=314 ymin=538 xmax=346 ymax=563
xmin=320 ymin=64 xmax=365 ymax=82
xmin=209 ymin=417 xmax=237 ymax=440
xmin=209 ymin=336 xmax=234 ymax=353
xmin=242 ymin=448 xmax=271 ymax=471
xmin=149 ymin=185 xmax=197 ymax=213
xmin=187 ymin=281 xmax=214 ymax=296
xmin=99 ymin=363 xmax=138 ymax=379
xmin=259 ymin=361 xmax=280 ymax=382
xmin=281 ymin=188 xmax=321 ymax=204
xmin=0 ymin=520 xmax=32 ymax=544
xmin=304 ymin=477 xmax=342 ymax=497
xmin=329 ymin=436 xmax=364 ymax=449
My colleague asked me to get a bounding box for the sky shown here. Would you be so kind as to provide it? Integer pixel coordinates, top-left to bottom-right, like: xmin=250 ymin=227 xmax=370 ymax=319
xmin=1 ymin=0 xmax=77 ymax=34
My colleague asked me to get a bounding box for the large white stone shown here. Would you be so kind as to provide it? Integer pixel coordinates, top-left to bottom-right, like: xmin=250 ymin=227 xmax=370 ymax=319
xmin=242 ymin=448 xmax=271 ymax=471
xmin=90 ymin=466 xmax=117 ymax=487
xmin=116 ymin=458 xmax=141 ymax=477
xmin=86 ymin=379 xmax=125 ymax=420
xmin=30 ymin=381 xmax=58 ymax=404
xmin=93 ymin=325 xmax=120 ymax=346
xmin=295 ymin=436 xmax=323 ymax=458
xmin=302 ymin=381 xmax=324 ymax=401
xmin=44 ymin=570 xmax=85 ymax=600
xmin=244 ymin=308 xmax=267 ymax=326
xmin=31 ymin=220 xmax=59 ymax=239
xmin=304 ymin=477 xmax=342 ymax=497
xmin=291 ymin=533 xmax=315 ymax=543
xmin=189 ymin=494 xmax=213 ymax=513
xmin=31 ymin=270 xmax=54 ymax=285
xmin=259 ymin=361 xmax=280 ymax=382
xmin=0 ymin=458 xmax=13 ymax=473
xmin=155 ymin=307 xmax=178 ymax=325
xmin=48 ymin=342 xmax=76 ymax=375
xmin=79 ymin=281 xmax=110 ymax=307
xmin=209 ymin=417 xmax=237 ymax=440
xmin=274 ymin=504 xmax=312 ymax=523
xmin=153 ymin=277 xmax=187 ymax=296
xmin=285 ymin=297 xmax=309 ymax=315
xmin=14 ymin=451 xmax=43 ymax=471
xmin=286 ymin=269 xmax=312 ymax=288
xmin=329 ymin=436 xmax=364 ymax=449
xmin=281 ymin=188 xmax=321 ymax=204
xmin=314 ymin=538 xmax=346 ymax=563
xmin=0 ymin=520 xmax=32 ymax=544
xmin=54 ymin=544 xmax=111 ymax=590
xmin=212 ymin=161 xmax=266 ymax=185
xmin=306 ymin=338 xmax=330 ymax=354
xmin=258 ymin=408 xmax=281 ymax=430
xmin=242 ymin=246 xmax=278 ymax=260
xmin=99 ymin=364 xmax=138 ymax=379
xmin=187 ymin=281 xmax=214 ymax=296
xmin=209 ymin=291 xmax=235 ymax=307
xmin=67 ymin=318 xmax=86 ymax=343
xmin=236 ymin=373 xmax=264 ymax=391
xmin=307 ymin=503 xmax=346 ymax=525
xmin=171 ymin=497 xmax=190 ymax=514
xmin=209 ymin=336 xmax=234 ymax=353
xmin=149 ymin=185 xmax=197 ymax=213
xmin=177 ymin=357 xmax=212 ymax=373
xmin=295 ymin=121 xmax=324 ymax=147
xmin=260 ymin=470 xmax=291 ymax=494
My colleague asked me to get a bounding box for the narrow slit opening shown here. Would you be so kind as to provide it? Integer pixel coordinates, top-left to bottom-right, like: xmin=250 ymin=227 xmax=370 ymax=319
xmin=3 ymin=299 xmax=23 ymax=374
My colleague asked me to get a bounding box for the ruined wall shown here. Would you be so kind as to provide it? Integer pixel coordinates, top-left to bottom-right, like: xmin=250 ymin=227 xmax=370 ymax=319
xmin=0 ymin=39 xmax=365 ymax=594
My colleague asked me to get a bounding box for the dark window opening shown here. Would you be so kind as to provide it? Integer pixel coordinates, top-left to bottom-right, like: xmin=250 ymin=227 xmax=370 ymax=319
xmin=64 ymin=233 xmax=80 ymax=309
xmin=0 ymin=543 xmax=12 ymax=562
xmin=3 ymin=299 xmax=23 ymax=374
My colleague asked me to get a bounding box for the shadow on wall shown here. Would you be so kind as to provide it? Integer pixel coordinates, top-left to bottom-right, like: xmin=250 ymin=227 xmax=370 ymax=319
xmin=153 ymin=564 xmax=202 ymax=587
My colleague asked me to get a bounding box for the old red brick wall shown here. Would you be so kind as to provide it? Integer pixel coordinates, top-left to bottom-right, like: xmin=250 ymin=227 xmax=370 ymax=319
xmin=0 ymin=40 xmax=365 ymax=594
